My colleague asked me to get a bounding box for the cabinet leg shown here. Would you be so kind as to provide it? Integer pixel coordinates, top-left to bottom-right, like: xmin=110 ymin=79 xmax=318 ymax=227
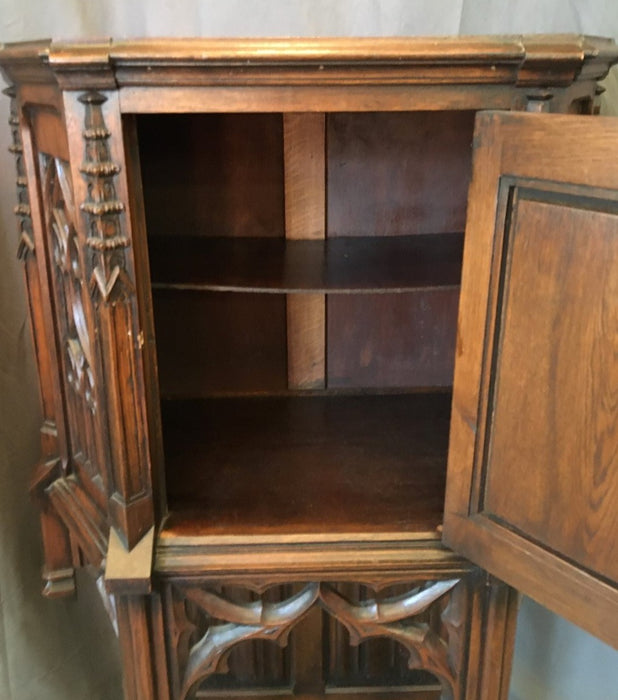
xmin=117 ymin=593 xmax=170 ymax=700
xmin=464 ymin=573 xmax=519 ymax=699
xmin=39 ymin=500 xmax=76 ymax=598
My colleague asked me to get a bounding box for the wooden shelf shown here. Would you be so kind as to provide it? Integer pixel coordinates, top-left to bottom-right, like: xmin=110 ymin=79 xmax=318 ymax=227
xmin=148 ymin=233 xmax=463 ymax=294
xmin=194 ymin=691 xmax=439 ymax=700
xmin=162 ymin=392 xmax=450 ymax=537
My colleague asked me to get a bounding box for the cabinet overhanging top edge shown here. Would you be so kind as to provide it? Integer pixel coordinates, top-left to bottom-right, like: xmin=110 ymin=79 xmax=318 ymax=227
xmin=0 ymin=35 xmax=616 ymax=88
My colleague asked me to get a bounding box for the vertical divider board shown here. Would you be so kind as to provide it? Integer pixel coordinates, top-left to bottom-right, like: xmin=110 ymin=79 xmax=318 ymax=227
xmin=283 ymin=113 xmax=326 ymax=390
xmin=283 ymin=112 xmax=326 ymax=689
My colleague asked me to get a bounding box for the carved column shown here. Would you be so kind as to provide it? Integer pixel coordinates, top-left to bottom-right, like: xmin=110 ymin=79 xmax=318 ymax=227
xmin=71 ymin=90 xmax=154 ymax=550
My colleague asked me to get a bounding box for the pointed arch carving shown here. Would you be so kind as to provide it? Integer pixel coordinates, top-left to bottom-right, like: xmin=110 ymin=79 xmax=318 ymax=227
xmin=164 ymin=578 xmax=468 ymax=700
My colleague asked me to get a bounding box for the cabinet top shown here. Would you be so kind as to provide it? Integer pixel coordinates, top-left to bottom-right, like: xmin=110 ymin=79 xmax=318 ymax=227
xmin=1 ymin=35 xmax=617 ymax=90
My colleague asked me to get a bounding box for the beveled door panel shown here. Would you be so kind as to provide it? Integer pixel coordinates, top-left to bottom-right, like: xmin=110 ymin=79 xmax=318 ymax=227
xmin=483 ymin=188 xmax=617 ymax=583
xmin=443 ymin=112 xmax=618 ymax=649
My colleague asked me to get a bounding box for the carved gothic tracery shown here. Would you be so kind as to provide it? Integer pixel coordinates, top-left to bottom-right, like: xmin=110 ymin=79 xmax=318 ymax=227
xmin=166 ymin=579 xmax=466 ymax=700
xmin=41 ymin=154 xmax=105 ymax=491
xmin=179 ymin=583 xmax=318 ymax=699
xmin=3 ymin=86 xmax=34 ymax=259
xmin=320 ymin=579 xmax=460 ymax=695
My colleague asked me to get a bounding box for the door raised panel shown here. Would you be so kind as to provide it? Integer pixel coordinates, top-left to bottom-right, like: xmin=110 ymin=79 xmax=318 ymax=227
xmin=483 ymin=186 xmax=618 ymax=584
xmin=444 ymin=112 xmax=618 ymax=649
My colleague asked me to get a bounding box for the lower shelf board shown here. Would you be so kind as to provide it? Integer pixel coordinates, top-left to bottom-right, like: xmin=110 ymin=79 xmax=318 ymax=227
xmin=161 ymin=392 xmax=450 ymax=538
xmin=195 ymin=692 xmax=440 ymax=699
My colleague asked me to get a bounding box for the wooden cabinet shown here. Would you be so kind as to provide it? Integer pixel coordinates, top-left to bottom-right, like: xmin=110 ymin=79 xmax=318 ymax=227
xmin=1 ymin=36 xmax=617 ymax=699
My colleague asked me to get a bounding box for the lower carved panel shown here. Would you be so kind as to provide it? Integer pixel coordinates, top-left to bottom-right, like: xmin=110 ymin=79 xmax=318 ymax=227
xmin=324 ymin=581 xmax=463 ymax=695
xmin=166 ymin=583 xmax=295 ymax=697
xmin=162 ymin=577 xmax=469 ymax=700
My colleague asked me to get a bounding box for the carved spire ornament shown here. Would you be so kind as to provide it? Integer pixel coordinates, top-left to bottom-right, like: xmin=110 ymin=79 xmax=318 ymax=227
xmin=78 ymin=91 xmax=131 ymax=303
xmin=4 ymin=86 xmax=35 ymax=259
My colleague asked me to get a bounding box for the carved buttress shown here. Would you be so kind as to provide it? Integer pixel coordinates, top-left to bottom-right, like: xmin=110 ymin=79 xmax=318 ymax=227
xmin=77 ymin=90 xmax=153 ymax=548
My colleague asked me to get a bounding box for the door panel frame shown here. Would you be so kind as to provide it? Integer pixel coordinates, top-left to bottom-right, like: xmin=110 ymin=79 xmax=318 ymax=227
xmin=443 ymin=111 xmax=618 ymax=649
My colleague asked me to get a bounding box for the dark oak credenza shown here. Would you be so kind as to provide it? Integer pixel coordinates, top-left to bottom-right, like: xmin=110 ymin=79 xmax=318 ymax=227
xmin=1 ymin=36 xmax=617 ymax=699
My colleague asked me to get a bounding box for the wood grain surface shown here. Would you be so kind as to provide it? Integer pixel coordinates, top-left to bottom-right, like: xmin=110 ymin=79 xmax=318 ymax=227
xmin=147 ymin=234 xmax=463 ymax=294
xmin=485 ymin=196 xmax=618 ymax=582
xmin=444 ymin=111 xmax=618 ymax=650
xmin=162 ymin=393 xmax=451 ymax=536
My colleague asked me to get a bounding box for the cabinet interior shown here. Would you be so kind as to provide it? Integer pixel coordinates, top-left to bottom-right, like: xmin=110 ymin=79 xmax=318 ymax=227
xmin=135 ymin=110 xmax=475 ymax=538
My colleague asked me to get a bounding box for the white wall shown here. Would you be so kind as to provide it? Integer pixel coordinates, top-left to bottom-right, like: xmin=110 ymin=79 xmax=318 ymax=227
xmin=0 ymin=2 xmax=616 ymax=698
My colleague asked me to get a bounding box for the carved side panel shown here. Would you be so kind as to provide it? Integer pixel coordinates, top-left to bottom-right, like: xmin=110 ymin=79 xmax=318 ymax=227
xmin=35 ymin=150 xmax=110 ymax=569
xmin=76 ymin=91 xmax=153 ymax=549
xmin=5 ymin=87 xmax=75 ymax=596
xmin=161 ymin=578 xmax=471 ymax=700
xmin=39 ymin=153 xmax=108 ymax=509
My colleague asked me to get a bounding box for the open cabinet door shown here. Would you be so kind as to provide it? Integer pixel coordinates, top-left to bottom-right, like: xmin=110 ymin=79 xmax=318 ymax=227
xmin=443 ymin=111 xmax=618 ymax=649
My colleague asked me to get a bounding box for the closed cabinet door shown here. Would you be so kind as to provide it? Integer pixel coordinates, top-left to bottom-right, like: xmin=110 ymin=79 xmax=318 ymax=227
xmin=443 ymin=111 xmax=618 ymax=649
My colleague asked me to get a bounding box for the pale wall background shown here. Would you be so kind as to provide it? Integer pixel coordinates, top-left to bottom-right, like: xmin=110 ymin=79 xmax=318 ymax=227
xmin=0 ymin=2 xmax=617 ymax=699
